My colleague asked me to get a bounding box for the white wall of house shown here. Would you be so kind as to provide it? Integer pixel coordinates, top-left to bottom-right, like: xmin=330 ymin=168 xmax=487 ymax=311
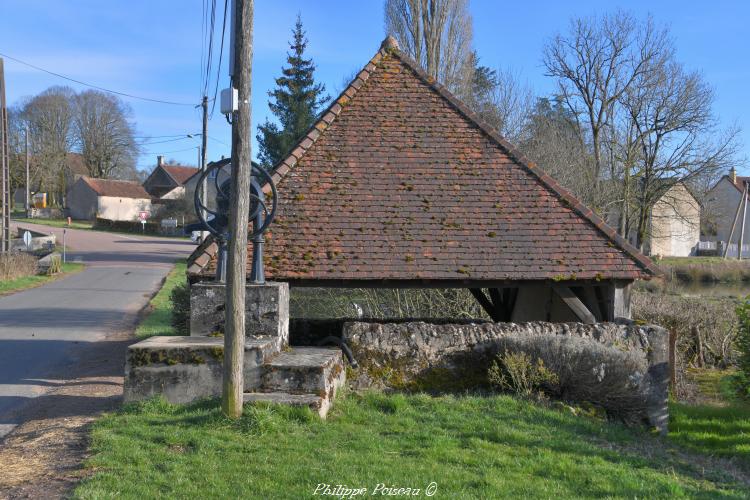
xmin=97 ymin=196 xmax=152 ymax=221
xmin=649 ymin=183 xmax=701 ymax=257
xmin=159 ymin=186 xmax=186 ymax=200
xmin=67 ymin=180 xmax=100 ymax=220
xmin=705 ymin=177 xmax=744 ymax=243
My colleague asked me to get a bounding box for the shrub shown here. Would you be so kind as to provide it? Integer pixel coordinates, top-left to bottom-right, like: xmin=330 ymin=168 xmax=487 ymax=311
xmin=489 ymin=334 xmax=649 ymax=419
xmin=94 ymin=218 xmax=160 ymax=235
xmin=488 ymin=351 xmax=558 ymax=398
xmin=0 ymin=252 xmax=37 ymax=280
xmin=170 ymin=282 xmax=191 ymax=335
xmin=734 ymin=297 xmax=750 ymax=398
xmin=632 ymin=290 xmax=738 ymax=400
xmin=46 ymin=255 xmax=62 ymax=275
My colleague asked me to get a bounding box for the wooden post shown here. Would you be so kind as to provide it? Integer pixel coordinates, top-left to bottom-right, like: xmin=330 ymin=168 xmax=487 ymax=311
xmin=0 ymin=57 xmax=9 ymax=253
xmin=723 ymin=182 xmax=746 ymax=258
xmin=668 ymin=329 xmax=677 ymax=392
xmin=25 ymin=124 xmax=29 ymax=214
xmin=612 ymin=281 xmax=632 ymax=321
xmin=222 ymin=0 xmax=253 ymax=419
xmin=740 ymin=184 xmax=748 ymax=260
xmin=200 ymin=95 xmax=209 ymax=242
xmin=552 ymin=286 xmax=596 ymax=324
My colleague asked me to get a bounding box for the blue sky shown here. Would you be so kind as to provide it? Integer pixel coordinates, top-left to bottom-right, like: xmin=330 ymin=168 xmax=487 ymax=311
xmin=0 ymin=0 xmax=748 ymax=174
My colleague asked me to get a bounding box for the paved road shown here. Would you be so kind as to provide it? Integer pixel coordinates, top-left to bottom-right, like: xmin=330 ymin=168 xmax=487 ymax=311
xmin=0 ymin=223 xmax=195 ymax=438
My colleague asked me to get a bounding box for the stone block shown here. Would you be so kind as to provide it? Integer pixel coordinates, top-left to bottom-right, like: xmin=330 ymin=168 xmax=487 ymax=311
xmin=123 ymin=336 xmax=276 ymax=404
xmin=190 ymin=282 xmax=289 ymax=348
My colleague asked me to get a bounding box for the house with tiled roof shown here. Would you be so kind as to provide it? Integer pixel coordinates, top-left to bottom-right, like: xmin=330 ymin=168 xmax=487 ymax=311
xmin=142 ymin=156 xmax=200 ymax=200
xmin=704 ymin=167 xmax=750 ymax=255
xmin=67 ymin=176 xmax=152 ymax=221
xmin=188 ymin=36 xmax=660 ymax=323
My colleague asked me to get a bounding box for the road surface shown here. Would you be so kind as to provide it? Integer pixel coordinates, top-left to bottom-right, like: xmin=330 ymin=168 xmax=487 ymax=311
xmin=0 ymin=222 xmax=195 ymax=438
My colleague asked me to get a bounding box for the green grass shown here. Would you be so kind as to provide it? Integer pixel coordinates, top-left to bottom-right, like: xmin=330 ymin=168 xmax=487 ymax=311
xmin=135 ymin=260 xmax=187 ymax=339
xmin=669 ymin=402 xmax=750 ymax=464
xmin=74 ymin=392 xmax=748 ymax=499
xmin=0 ymin=262 xmax=84 ymax=295
xmin=12 ymin=217 xmax=94 ymax=230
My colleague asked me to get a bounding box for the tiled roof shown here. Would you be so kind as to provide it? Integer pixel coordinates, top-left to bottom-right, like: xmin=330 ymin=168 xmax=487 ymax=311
xmin=81 ymin=176 xmax=150 ymax=199
xmin=189 ymin=37 xmax=659 ymax=283
xmin=162 ymin=165 xmax=200 ymax=185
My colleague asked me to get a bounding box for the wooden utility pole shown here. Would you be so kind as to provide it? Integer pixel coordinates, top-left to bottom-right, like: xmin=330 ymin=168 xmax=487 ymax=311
xmin=25 ymin=124 xmax=29 ymax=214
xmin=222 ymin=0 xmax=253 ymax=419
xmin=740 ymin=183 xmax=748 ymax=260
xmin=723 ymin=182 xmax=747 ymax=259
xmin=200 ymin=95 xmax=209 ymax=241
xmin=0 ymin=57 xmax=10 ymax=253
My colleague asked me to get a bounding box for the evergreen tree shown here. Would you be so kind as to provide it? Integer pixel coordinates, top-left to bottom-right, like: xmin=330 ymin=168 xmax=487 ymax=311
xmin=256 ymin=16 xmax=328 ymax=167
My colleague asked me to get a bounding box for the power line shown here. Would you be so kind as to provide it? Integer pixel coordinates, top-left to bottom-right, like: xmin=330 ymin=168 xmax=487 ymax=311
xmin=137 ymin=136 xmax=196 ymax=146
xmin=0 ymin=51 xmax=196 ymax=106
xmin=203 ymin=0 xmax=218 ymax=97
xmin=142 ymin=145 xmax=199 ymax=155
xmin=209 ymin=0 xmax=229 ymax=118
xmin=133 ymin=133 xmax=200 ymax=139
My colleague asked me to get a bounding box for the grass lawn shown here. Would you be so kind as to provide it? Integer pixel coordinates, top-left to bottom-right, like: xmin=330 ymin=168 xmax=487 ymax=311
xmin=12 ymin=217 xmax=94 ymax=230
xmin=74 ymin=392 xmax=748 ymax=499
xmin=135 ymin=260 xmax=187 ymax=339
xmin=0 ymin=262 xmax=84 ymax=295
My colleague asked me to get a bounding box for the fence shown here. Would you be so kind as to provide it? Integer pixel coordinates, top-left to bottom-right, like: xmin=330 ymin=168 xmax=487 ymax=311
xmin=701 ymin=241 xmax=750 ymax=258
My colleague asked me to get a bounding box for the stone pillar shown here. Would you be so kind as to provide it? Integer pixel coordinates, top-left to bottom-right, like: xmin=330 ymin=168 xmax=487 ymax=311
xmin=190 ymin=281 xmax=289 ymax=348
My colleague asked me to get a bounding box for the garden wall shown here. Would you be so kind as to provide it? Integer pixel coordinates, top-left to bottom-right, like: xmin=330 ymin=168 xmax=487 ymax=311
xmin=342 ymin=321 xmax=669 ymax=432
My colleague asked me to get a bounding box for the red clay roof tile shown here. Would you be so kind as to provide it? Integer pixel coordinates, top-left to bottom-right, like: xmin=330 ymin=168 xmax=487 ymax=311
xmin=189 ymin=39 xmax=659 ymax=283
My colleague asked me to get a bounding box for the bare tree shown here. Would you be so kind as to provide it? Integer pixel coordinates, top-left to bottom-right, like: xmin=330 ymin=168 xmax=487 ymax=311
xmin=543 ymin=12 xmax=668 ymax=209
xmin=384 ymin=0 xmax=474 ymax=96
xmin=73 ymin=90 xmax=138 ymax=179
xmin=466 ymin=62 xmax=533 ymax=143
xmin=620 ymin=59 xmax=740 ymax=249
xmin=19 ymin=86 xmax=76 ymax=205
xmin=520 ymin=97 xmax=595 ymax=205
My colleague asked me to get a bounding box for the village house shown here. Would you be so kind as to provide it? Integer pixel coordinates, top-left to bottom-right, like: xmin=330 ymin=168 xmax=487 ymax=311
xmin=608 ymin=181 xmax=701 ymax=257
xmin=703 ymin=167 xmax=750 ymax=255
xmin=188 ymin=36 xmax=660 ymax=324
xmin=67 ymin=176 xmax=152 ymax=221
xmin=142 ymin=155 xmax=199 ymax=200
xmin=647 ymin=182 xmax=701 ymax=257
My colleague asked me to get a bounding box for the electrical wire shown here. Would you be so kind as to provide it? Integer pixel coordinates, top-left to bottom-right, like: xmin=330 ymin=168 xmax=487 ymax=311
xmin=209 ymin=0 xmax=229 ymax=118
xmin=0 ymin=51 xmax=196 ymax=106
xmin=142 ymin=145 xmax=200 ymax=155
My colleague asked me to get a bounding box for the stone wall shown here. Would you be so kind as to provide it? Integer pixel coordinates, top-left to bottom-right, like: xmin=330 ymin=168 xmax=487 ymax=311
xmin=343 ymin=321 xmax=669 ymax=432
xmin=190 ymin=282 xmax=289 ymax=349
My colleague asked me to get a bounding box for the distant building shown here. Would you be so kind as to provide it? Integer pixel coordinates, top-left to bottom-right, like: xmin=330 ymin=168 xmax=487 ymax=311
xmin=704 ymin=168 xmax=750 ymax=247
xmin=142 ymin=156 xmax=199 ymax=199
xmin=647 ymin=182 xmax=701 ymax=257
xmin=607 ymin=181 xmax=701 ymax=257
xmin=67 ymin=176 xmax=152 ymax=221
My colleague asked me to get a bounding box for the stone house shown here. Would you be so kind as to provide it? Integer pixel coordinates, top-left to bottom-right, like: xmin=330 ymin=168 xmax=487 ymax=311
xmin=647 ymin=182 xmax=701 ymax=257
xmin=609 ymin=181 xmax=701 ymax=257
xmin=67 ymin=176 xmax=152 ymax=221
xmin=142 ymin=156 xmax=199 ymax=200
xmin=188 ymin=36 xmax=661 ymax=323
xmin=704 ymin=168 xmax=750 ymax=248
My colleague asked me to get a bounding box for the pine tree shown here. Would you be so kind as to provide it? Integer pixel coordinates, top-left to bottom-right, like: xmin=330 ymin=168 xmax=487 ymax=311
xmin=256 ymin=16 xmax=328 ymax=167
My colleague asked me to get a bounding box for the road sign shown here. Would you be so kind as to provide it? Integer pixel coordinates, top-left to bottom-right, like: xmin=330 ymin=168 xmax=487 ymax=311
xmin=138 ymin=211 xmax=149 ymax=221
xmin=22 ymin=230 xmax=32 ymax=249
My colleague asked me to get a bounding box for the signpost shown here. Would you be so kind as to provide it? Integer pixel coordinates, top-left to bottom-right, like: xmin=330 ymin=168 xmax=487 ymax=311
xmin=138 ymin=211 xmax=149 ymax=234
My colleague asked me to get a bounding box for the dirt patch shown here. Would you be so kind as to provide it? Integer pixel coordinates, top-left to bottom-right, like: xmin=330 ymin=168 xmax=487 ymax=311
xmin=0 ymin=331 xmax=131 ymax=499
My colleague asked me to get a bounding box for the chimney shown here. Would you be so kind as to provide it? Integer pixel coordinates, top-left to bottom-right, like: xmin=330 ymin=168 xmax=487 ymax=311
xmin=730 ymin=166 xmax=737 ymax=184
xmin=157 ymin=155 xmax=164 ymax=168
